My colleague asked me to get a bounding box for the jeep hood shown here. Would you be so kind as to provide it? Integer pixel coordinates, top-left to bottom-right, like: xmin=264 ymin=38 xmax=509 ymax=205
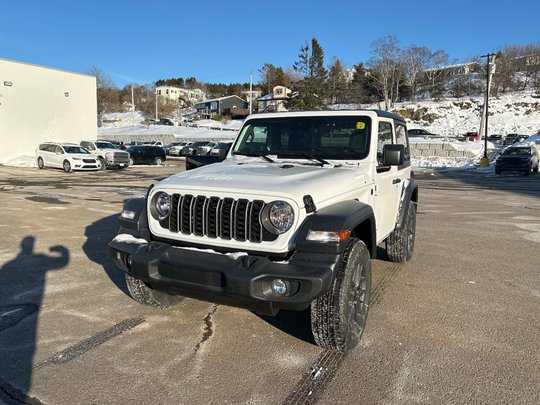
xmin=157 ymin=159 xmax=372 ymax=206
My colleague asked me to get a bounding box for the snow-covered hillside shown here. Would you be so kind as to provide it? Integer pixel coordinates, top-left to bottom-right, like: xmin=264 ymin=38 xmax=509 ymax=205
xmin=389 ymin=91 xmax=540 ymax=137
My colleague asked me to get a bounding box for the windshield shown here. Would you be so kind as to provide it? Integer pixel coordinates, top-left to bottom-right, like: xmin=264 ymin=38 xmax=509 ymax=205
xmin=64 ymin=146 xmax=90 ymax=154
xmin=232 ymin=116 xmax=371 ymax=161
xmin=504 ymin=148 xmax=531 ymax=156
xmin=96 ymin=141 xmax=117 ymax=149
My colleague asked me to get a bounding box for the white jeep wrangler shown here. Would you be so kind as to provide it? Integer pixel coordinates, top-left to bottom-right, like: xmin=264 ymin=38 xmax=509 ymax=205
xmin=108 ymin=110 xmax=418 ymax=352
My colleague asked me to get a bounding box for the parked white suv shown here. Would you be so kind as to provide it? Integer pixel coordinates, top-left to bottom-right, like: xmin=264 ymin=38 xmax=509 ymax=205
xmin=80 ymin=140 xmax=130 ymax=169
xmin=36 ymin=142 xmax=101 ymax=172
xmin=109 ymin=110 xmax=418 ymax=352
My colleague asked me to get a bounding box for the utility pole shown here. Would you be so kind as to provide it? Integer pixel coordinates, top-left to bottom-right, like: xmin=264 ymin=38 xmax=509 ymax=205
xmin=155 ymin=88 xmax=158 ymax=120
xmin=479 ymin=52 xmax=497 ymax=166
xmin=131 ymin=84 xmax=135 ymax=127
xmin=249 ymin=70 xmax=253 ymax=114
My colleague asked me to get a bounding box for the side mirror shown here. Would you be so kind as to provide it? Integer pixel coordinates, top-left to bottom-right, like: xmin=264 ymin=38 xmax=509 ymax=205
xmin=383 ymin=144 xmax=405 ymax=166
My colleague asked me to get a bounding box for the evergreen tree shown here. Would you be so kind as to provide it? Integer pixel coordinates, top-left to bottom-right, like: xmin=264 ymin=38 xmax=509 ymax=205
xmin=328 ymin=57 xmax=349 ymax=105
xmin=287 ymin=38 xmax=328 ymax=110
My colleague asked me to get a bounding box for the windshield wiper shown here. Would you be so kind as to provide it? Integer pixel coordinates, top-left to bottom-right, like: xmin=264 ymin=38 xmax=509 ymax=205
xmin=233 ymin=152 xmax=275 ymax=163
xmin=276 ymin=153 xmax=330 ymax=166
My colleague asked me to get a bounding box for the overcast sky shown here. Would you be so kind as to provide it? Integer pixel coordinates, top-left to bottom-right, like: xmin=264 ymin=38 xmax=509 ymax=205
xmin=1 ymin=0 xmax=538 ymax=87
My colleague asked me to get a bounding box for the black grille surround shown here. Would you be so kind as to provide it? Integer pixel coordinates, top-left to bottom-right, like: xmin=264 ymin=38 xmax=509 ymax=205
xmin=168 ymin=194 xmax=277 ymax=243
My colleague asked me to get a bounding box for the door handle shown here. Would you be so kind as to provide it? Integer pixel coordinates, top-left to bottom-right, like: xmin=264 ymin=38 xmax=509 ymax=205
xmin=392 ymin=178 xmax=402 ymax=184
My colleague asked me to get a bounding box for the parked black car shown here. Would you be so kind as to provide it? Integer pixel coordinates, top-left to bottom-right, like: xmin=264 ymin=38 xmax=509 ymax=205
xmin=495 ymin=146 xmax=539 ymax=175
xmin=487 ymin=134 xmax=504 ymax=144
xmin=126 ymin=146 xmax=167 ymax=166
xmin=408 ymin=129 xmax=438 ymax=137
xmin=159 ymin=118 xmax=174 ymax=126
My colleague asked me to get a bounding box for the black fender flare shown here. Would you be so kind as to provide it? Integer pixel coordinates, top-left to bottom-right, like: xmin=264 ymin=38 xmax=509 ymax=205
xmin=294 ymin=200 xmax=376 ymax=257
xmin=118 ymin=197 xmax=151 ymax=240
xmin=396 ymin=180 xmax=419 ymax=230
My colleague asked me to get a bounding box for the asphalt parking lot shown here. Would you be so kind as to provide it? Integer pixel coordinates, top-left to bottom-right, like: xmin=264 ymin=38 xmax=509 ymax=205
xmin=1 ymin=162 xmax=539 ymax=405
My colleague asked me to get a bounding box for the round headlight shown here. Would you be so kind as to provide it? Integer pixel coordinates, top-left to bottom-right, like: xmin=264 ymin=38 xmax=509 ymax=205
xmin=155 ymin=192 xmax=170 ymax=217
xmin=268 ymin=201 xmax=294 ymax=234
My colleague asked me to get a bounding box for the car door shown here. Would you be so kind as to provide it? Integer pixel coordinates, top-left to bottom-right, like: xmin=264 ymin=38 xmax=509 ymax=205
xmin=50 ymin=145 xmax=65 ymax=168
xmin=373 ymin=120 xmax=402 ymax=241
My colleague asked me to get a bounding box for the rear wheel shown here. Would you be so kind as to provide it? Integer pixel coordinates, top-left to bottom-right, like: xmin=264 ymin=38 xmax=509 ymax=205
xmin=311 ymin=238 xmax=371 ymax=352
xmin=154 ymin=157 xmax=163 ymax=165
xmin=129 ymin=158 xmax=134 ymax=166
xmin=63 ymin=160 xmax=72 ymax=173
xmin=37 ymin=157 xmax=44 ymax=169
xmin=125 ymin=274 xmax=183 ymax=308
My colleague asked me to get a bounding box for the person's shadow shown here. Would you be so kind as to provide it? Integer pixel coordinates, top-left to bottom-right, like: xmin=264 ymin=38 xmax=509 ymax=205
xmin=0 ymin=236 xmax=69 ymax=402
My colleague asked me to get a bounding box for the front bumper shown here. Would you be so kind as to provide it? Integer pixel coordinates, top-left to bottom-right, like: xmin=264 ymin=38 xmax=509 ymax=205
xmin=108 ymin=234 xmax=338 ymax=315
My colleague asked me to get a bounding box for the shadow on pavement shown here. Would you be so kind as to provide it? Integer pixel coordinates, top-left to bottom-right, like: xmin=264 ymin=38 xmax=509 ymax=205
xmin=83 ymin=214 xmax=129 ymax=297
xmin=0 ymin=236 xmax=69 ymax=403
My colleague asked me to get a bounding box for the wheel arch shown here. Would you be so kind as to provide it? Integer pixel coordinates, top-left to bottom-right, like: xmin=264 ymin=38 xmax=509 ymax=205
xmin=396 ymin=180 xmax=419 ymax=230
xmin=295 ymin=200 xmax=377 ymax=257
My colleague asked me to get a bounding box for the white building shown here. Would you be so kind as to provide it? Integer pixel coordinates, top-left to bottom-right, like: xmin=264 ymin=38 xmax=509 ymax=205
xmin=0 ymin=58 xmax=97 ymax=164
xmin=155 ymin=86 xmax=205 ymax=107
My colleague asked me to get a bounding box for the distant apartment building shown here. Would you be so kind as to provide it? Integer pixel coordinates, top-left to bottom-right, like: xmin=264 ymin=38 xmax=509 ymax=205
xmin=155 ymin=86 xmax=205 ymax=107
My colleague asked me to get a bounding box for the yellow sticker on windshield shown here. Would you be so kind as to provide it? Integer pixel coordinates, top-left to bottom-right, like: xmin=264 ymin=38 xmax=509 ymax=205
xmin=356 ymin=122 xmax=365 ymax=129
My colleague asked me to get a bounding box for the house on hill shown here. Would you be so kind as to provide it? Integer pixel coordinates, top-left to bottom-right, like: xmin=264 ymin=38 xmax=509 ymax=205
xmin=257 ymin=85 xmax=291 ymax=112
xmin=195 ymin=95 xmax=248 ymax=119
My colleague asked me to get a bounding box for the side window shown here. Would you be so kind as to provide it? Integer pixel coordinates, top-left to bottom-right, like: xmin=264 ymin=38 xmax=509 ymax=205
xmin=377 ymin=122 xmax=393 ymax=165
xmin=55 ymin=146 xmax=64 ymax=154
xmin=396 ymin=124 xmax=410 ymax=164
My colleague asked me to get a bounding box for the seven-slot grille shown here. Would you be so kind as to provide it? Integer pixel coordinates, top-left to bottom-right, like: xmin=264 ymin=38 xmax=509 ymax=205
xmin=168 ymin=194 xmax=273 ymax=243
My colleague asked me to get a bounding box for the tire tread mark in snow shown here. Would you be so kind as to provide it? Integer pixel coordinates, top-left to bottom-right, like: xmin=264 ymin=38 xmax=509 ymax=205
xmin=34 ymin=318 xmax=144 ymax=369
xmin=282 ymin=262 xmax=403 ymax=405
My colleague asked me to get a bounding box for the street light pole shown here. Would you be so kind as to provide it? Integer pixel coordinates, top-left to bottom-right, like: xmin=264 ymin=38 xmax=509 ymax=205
xmin=480 ymin=52 xmax=497 ymax=163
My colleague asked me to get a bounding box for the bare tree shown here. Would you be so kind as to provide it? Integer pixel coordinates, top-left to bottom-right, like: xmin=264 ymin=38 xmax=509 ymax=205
xmin=368 ymin=36 xmax=403 ymax=110
xmin=423 ymin=50 xmax=449 ymax=99
xmin=402 ymin=45 xmax=431 ymax=101
xmin=87 ymin=66 xmax=120 ymax=124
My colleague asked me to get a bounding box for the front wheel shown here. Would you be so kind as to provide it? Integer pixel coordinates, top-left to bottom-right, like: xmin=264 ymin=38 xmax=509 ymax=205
xmin=311 ymin=238 xmax=371 ymax=352
xmin=154 ymin=157 xmax=163 ymax=165
xmin=63 ymin=160 xmax=72 ymax=173
xmin=98 ymin=157 xmax=106 ymax=170
xmin=37 ymin=157 xmax=44 ymax=169
xmin=386 ymin=202 xmax=416 ymax=263
xmin=125 ymin=274 xmax=183 ymax=308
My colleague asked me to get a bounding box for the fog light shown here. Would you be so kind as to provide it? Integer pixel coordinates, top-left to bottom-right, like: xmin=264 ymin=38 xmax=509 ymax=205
xmin=271 ymin=279 xmax=289 ymax=296
xmin=126 ymin=254 xmax=132 ymax=269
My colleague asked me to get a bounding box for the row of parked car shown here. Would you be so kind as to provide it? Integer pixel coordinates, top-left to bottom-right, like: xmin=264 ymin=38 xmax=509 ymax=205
xmin=35 ymin=141 xmax=168 ymax=172
xmin=34 ymin=139 xmax=234 ymax=172
xmin=167 ymin=140 xmax=232 ymax=157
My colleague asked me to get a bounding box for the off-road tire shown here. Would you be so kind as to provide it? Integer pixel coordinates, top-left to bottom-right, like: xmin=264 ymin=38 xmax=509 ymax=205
xmin=311 ymin=238 xmax=371 ymax=353
xmin=125 ymin=274 xmax=182 ymax=308
xmin=37 ymin=157 xmax=44 ymax=169
xmin=386 ymin=202 xmax=416 ymax=263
